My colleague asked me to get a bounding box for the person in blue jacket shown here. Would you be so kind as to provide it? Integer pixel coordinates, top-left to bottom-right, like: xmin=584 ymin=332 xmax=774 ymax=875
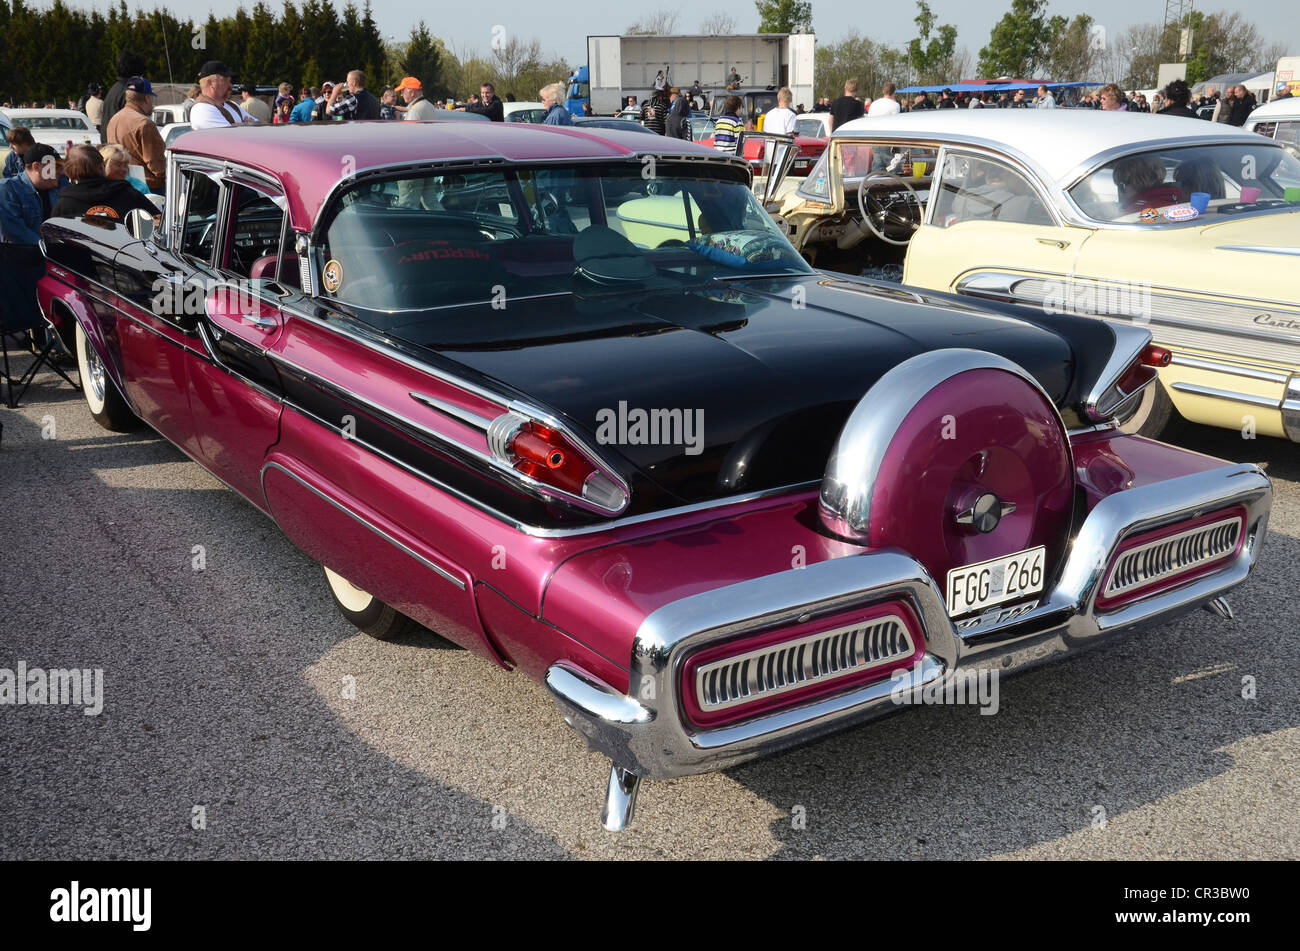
xmin=0 ymin=143 xmax=67 ymax=245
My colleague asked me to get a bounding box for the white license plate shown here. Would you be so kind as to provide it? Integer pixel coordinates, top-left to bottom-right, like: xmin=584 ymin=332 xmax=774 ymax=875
xmin=946 ymin=546 xmax=1045 ymax=617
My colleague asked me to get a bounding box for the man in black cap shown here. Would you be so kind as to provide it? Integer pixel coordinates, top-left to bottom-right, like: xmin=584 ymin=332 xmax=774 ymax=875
xmin=191 ymin=61 xmax=259 ymax=129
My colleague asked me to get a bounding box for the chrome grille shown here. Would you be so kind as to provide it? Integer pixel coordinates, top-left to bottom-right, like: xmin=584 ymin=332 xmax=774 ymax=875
xmin=1103 ymin=516 xmax=1241 ymax=600
xmin=694 ymin=615 xmax=914 ymax=713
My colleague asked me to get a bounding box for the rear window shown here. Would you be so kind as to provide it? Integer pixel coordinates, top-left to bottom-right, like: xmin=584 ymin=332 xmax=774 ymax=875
xmin=317 ymin=163 xmax=811 ymax=317
xmin=1069 ymin=142 xmax=1300 ymax=222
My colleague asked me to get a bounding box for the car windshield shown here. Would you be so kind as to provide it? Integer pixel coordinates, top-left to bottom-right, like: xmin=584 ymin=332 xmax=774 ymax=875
xmin=795 ymin=117 xmax=825 ymax=138
xmin=506 ymin=108 xmax=547 ymax=123
xmin=1069 ymin=142 xmax=1300 ymax=222
xmin=11 ymin=114 xmax=89 ymax=130
xmin=318 ymin=163 xmax=811 ymax=315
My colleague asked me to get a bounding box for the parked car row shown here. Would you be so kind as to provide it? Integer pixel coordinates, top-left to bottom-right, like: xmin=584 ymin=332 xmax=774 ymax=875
xmin=30 ymin=116 xmax=1278 ymax=831
xmin=768 ymin=110 xmax=1300 ymax=447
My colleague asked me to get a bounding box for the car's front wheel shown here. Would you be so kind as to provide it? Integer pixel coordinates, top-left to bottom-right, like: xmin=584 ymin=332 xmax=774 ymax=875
xmin=1116 ymin=379 xmax=1174 ymax=439
xmin=75 ymin=323 xmax=137 ymax=431
xmin=323 ymin=566 xmax=423 ymax=640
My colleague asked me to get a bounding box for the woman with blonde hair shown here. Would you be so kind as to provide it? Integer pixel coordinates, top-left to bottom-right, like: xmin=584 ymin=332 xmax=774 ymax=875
xmin=99 ymin=143 xmax=152 ymax=196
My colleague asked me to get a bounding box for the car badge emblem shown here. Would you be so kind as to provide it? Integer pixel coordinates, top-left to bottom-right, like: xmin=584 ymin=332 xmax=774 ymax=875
xmin=1138 ymin=208 xmax=1160 ymax=222
xmin=322 ymin=258 xmax=344 ymax=294
xmin=956 ymin=492 xmax=1017 ymax=534
xmin=1163 ymin=204 xmax=1199 ymax=221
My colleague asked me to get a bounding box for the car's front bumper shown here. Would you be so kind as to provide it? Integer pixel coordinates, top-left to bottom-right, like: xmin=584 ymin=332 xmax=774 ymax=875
xmin=546 ymin=462 xmax=1270 ymax=789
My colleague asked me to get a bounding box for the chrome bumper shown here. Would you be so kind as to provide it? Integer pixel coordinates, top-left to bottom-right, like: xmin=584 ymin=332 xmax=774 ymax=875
xmin=546 ymin=463 xmax=1271 ymax=782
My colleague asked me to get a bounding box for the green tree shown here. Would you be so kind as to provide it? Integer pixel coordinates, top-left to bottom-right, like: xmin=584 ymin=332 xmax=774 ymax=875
xmin=1041 ymin=14 xmax=1096 ymax=81
xmin=398 ymin=21 xmax=443 ymax=100
xmin=755 ymin=0 xmax=812 ymax=33
xmin=978 ymin=0 xmax=1051 ymax=77
xmin=906 ymin=1 xmax=958 ymax=85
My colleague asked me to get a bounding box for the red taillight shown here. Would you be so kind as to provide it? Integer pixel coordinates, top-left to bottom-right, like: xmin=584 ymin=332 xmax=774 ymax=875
xmin=507 ymin=422 xmax=594 ymax=495
xmin=486 ymin=413 xmax=630 ymax=513
xmin=1141 ymin=345 xmax=1172 ymax=367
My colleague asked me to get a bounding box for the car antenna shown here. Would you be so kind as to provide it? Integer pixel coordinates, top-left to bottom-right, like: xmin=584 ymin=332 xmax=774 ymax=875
xmin=159 ymin=13 xmax=176 ymax=91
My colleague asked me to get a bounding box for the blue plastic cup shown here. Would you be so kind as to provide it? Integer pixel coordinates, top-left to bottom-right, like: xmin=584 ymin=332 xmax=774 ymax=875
xmin=1189 ymin=191 xmax=1211 ymax=213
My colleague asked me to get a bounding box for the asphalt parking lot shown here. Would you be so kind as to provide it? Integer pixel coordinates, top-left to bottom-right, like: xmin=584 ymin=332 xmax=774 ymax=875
xmin=2 ymin=363 xmax=1297 ymax=860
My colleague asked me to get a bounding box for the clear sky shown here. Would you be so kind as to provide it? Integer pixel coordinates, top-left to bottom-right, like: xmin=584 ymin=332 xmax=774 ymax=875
xmin=81 ymin=0 xmax=1300 ymax=68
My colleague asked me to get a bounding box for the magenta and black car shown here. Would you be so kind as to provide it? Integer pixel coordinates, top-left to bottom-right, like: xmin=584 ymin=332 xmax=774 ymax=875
xmin=37 ymin=123 xmax=1271 ymax=830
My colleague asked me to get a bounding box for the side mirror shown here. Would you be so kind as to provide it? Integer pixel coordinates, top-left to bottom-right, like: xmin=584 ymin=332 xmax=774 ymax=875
xmin=125 ymin=208 xmax=155 ymax=240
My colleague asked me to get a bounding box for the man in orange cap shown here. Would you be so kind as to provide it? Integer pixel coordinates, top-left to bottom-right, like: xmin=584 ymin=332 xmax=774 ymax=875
xmin=396 ymin=76 xmax=438 ymax=121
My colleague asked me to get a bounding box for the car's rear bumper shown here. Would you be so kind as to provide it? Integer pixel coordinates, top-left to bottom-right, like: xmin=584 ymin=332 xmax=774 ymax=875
xmin=546 ymin=462 xmax=1270 ymax=780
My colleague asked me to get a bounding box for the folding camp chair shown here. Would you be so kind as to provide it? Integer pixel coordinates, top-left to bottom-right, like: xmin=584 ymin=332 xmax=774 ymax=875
xmin=0 ymin=242 xmax=79 ymax=409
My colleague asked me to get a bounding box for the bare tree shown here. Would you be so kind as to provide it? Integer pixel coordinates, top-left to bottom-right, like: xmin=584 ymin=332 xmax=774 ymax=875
xmin=626 ymin=9 xmax=681 ymax=35
xmin=699 ymin=12 xmax=736 ymax=34
xmin=490 ymin=35 xmax=545 ymax=94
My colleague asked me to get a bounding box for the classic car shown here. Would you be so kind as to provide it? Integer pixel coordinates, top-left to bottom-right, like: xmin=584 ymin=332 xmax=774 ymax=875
xmin=37 ymin=121 xmax=1271 ymax=830
xmin=773 ymin=111 xmax=1300 ymax=444
xmin=0 ymin=107 xmax=101 ymax=154
xmin=503 ymin=101 xmax=548 ymax=124
xmin=700 ymin=129 xmax=827 ymax=176
xmin=1245 ymin=96 xmax=1300 ymax=144
xmin=570 ymin=116 xmax=659 ymax=136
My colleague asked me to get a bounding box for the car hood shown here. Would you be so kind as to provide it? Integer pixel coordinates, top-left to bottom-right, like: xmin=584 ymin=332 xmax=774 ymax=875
xmin=386 ymin=275 xmax=1076 ymax=505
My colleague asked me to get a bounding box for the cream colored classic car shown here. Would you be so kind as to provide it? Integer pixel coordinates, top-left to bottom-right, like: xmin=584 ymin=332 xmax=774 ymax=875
xmin=775 ymin=110 xmax=1300 ymax=442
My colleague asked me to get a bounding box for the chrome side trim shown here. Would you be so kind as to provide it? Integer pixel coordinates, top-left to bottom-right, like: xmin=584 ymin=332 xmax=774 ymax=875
xmin=1170 ymin=382 xmax=1280 ymax=410
xmin=1171 ymin=353 xmax=1289 ymax=384
xmin=259 ymin=460 xmax=466 ymax=591
xmin=283 ymin=398 xmax=817 ymax=538
xmin=819 ymin=348 xmax=1068 ymax=542
xmin=546 ymin=463 xmax=1271 ymax=780
xmin=1215 ymin=245 xmax=1300 ymax=257
xmin=408 ymin=390 xmax=493 ymax=430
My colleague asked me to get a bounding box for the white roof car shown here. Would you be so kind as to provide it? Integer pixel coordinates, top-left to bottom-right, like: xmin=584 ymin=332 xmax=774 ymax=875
xmin=0 ymin=108 xmax=101 ymax=154
xmin=833 ymin=109 xmax=1265 ymax=188
xmin=794 ymin=112 xmax=831 ymax=139
xmin=504 ymin=101 xmax=547 ymax=123
xmin=152 ymin=103 xmax=188 ymax=126
xmin=1244 ymin=96 xmax=1300 ymax=144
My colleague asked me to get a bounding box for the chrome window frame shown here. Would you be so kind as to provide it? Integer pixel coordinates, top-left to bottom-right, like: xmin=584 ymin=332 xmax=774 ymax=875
xmin=1059 ymin=137 xmax=1300 ymax=230
xmin=924 ymin=144 xmax=1064 ymax=229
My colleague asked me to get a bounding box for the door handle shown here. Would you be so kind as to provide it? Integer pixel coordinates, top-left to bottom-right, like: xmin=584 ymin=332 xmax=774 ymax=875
xmin=1036 ymin=237 xmax=1070 ymax=249
xmin=240 ymin=313 xmax=278 ymax=333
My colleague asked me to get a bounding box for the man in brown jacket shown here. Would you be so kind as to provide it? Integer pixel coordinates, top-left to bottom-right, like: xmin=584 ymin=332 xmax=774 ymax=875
xmin=106 ymin=77 xmax=166 ymax=193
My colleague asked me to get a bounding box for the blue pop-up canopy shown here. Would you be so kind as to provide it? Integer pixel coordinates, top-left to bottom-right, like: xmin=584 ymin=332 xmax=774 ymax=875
xmin=898 ymin=81 xmax=1104 ymax=93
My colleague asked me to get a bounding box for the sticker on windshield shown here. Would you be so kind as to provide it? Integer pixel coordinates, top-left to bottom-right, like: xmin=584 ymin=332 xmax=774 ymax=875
xmin=1138 ymin=208 xmax=1161 ymax=222
xmin=322 ymin=259 xmax=343 ymax=294
xmin=1163 ymin=204 xmax=1200 ymax=222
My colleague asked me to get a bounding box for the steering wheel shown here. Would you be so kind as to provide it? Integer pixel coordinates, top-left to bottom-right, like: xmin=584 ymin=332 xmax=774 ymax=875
xmin=857 ymin=172 xmax=922 ymax=246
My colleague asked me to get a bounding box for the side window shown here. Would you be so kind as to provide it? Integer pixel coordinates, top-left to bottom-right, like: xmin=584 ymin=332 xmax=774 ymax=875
xmin=179 ymin=171 xmax=221 ymax=262
xmin=1275 ymin=121 xmax=1300 ymax=145
xmin=931 ymin=154 xmax=1053 ymax=227
xmin=221 ymin=182 xmax=287 ymax=283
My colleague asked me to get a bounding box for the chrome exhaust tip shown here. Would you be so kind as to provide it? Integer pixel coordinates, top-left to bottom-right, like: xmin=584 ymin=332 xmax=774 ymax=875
xmin=1203 ymin=596 xmax=1234 ymax=621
